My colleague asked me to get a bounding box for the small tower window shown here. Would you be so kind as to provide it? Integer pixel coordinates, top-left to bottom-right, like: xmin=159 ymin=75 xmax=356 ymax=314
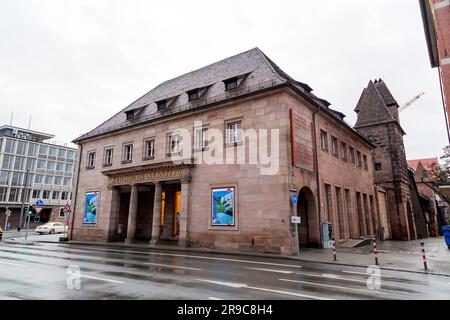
xmin=157 ymin=100 xmax=167 ymax=111
xmin=125 ymin=110 xmax=135 ymax=120
xmin=224 ymin=78 xmax=238 ymax=91
xmin=187 ymin=89 xmax=199 ymax=102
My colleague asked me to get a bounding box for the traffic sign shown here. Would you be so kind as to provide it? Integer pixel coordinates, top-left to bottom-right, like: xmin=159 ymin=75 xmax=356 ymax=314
xmin=63 ymin=203 xmax=72 ymax=213
xmin=35 ymin=200 xmax=44 ymax=206
xmin=5 ymin=210 xmax=11 ymax=217
xmin=291 ymin=216 xmax=301 ymax=224
xmin=34 ymin=206 xmax=43 ymax=214
xmin=291 ymin=194 xmax=298 ymax=204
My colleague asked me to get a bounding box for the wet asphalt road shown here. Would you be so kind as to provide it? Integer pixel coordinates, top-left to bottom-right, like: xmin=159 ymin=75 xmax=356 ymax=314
xmin=0 ymin=241 xmax=449 ymax=300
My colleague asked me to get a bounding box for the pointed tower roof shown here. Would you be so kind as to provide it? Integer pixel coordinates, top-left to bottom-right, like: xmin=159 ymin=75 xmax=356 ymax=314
xmin=354 ymin=79 xmax=404 ymax=132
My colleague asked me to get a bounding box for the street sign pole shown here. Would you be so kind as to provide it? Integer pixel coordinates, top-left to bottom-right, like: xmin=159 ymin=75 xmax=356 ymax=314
xmin=25 ymin=212 xmax=31 ymax=241
xmin=291 ymin=193 xmax=300 ymax=256
xmin=18 ymin=168 xmax=30 ymax=231
xmin=4 ymin=208 xmax=11 ymax=231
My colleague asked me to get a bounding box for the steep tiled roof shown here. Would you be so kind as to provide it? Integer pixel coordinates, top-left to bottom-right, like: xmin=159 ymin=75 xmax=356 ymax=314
xmin=354 ymin=79 xmax=403 ymax=131
xmin=408 ymin=157 xmax=439 ymax=171
xmin=74 ymin=48 xmax=368 ymax=145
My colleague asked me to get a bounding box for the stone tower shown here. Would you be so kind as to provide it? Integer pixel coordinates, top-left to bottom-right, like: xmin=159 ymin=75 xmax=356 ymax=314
xmin=354 ymin=79 xmax=416 ymax=240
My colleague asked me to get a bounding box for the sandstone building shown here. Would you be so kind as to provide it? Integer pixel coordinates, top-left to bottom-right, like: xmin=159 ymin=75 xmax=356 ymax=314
xmin=71 ymin=48 xmax=384 ymax=255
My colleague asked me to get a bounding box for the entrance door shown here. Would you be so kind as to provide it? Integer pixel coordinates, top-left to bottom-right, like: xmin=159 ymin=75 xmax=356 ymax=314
xmin=377 ymin=191 xmax=390 ymax=240
xmin=297 ymin=187 xmax=316 ymax=248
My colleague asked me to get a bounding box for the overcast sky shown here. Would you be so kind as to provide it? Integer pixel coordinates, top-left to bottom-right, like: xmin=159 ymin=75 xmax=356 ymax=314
xmin=0 ymin=0 xmax=447 ymax=160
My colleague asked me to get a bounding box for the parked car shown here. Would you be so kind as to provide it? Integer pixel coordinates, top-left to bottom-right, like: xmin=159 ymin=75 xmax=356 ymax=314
xmin=35 ymin=222 xmax=67 ymax=235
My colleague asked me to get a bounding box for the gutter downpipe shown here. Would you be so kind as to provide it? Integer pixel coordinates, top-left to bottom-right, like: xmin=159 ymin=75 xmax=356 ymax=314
xmin=312 ymin=107 xmax=322 ymax=248
xmin=69 ymin=143 xmax=83 ymax=240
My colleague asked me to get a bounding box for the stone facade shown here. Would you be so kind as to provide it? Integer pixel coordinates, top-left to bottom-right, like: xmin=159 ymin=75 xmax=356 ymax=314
xmin=70 ymin=48 xmax=380 ymax=255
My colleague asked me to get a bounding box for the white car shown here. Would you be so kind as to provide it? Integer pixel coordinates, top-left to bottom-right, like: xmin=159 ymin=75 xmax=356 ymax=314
xmin=35 ymin=222 xmax=68 ymax=235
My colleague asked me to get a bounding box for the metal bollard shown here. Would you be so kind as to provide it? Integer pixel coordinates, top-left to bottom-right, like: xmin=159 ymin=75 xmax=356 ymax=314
xmin=372 ymin=237 xmax=379 ymax=266
xmin=420 ymin=242 xmax=428 ymax=271
xmin=332 ymin=237 xmax=337 ymax=261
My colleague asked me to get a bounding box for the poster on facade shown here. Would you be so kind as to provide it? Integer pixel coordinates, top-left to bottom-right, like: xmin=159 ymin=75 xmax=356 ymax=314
xmin=290 ymin=109 xmax=314 ymax=172
xmin=83 ymin=191 xmax=98 ymax=224
xmin=211 ymin=187 xmax=235 ymax=226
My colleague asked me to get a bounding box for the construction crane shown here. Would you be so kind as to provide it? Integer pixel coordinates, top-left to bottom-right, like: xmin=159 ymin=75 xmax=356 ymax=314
xmin=399 ymin=92 xmax=425 ymax=112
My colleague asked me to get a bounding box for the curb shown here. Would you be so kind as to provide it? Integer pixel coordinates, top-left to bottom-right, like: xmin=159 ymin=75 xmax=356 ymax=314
xmin=32 ymin=239 xmax=450 ymax=278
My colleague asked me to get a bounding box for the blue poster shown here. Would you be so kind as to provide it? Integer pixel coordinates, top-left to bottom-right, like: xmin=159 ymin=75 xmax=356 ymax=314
xmin=212 ymin=187 xmax=235 ymax=226
xmin=83 ymin=191 xmax=98 ymax=224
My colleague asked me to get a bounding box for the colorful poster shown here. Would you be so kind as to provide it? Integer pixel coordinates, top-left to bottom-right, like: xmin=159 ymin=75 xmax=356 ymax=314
xmin=211 ymin=187 xmax=235 ymax=226
xmin=83 ymin=191 xmax=98 ymax=224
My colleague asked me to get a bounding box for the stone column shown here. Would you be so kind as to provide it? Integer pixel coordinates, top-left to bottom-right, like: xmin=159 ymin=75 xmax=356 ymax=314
xmin=178 ymin=178 xmax=191 ymax=247
xmin=150 ymin=182 xmax=162 ymax=245
xmin=107 ymin=186 xmax=121 ymax=242
xmin=125 ymin=184 xmax=139 ymax=244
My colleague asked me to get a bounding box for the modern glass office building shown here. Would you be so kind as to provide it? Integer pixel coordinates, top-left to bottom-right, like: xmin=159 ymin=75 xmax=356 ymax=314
xmin=0 ymin=125 xmax=77 ymax=228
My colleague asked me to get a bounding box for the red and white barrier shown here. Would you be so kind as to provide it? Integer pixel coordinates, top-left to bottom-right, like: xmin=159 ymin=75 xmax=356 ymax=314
xmin=332 ymin=237 xmax=337 ymax=261
xmin=420 ymin=242 xmax=428 ymax=271
xmin=372 ymin=238 xmax=379 ymax=266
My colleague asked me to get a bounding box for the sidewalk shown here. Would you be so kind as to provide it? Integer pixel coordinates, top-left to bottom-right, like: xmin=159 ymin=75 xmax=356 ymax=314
xmin=23 ymin=236 xmax=450 ymax=277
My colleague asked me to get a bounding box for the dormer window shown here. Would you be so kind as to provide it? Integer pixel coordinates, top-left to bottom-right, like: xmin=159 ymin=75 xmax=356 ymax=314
xmin=125 ymin=110 xmax=135 ymax=120
xmin=188 ymin=89 xmax=199 ymax=102
xmin=157 ymin=100 xmax=167 ymax=111
xmin=224 ymin=78 xmax=238 ymax=91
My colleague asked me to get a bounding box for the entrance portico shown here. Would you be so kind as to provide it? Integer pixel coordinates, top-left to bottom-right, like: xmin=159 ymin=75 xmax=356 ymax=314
xmin=102 ymin=162 xmax=192 ymax=247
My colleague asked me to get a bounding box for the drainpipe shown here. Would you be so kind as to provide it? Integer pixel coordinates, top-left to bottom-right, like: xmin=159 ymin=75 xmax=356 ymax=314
xmin=69 ymin=143 xmax=83 ymax=240
xmin=438 ymin=67 xmax=450 ymax=145
xmin=312 ymin=108 xmax=322 ymax=248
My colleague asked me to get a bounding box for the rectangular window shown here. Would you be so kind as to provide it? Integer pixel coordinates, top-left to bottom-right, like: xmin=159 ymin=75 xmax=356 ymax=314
xmin=194 ymin=127 xmax=208 ymax=150
xmin=16 ymin=141 xmax=27 ymax=155
xmin=5 ymin=139 xmax=16 ymax=153
xmin=226 ymin=121 xmax=242 ymax=144
xmin=32 ymin=189 xmax=41 ymax=199
xmin=36 ymin=159 xmax=46 ymax=169
xmin=157 ymin=100 xmax=167 ymax=111
xmin=2 ymin=155 xmax=13 ymax=169
xmin=349 ymin=146 xmax=356 ymax=164
xmin=211 ymin=187 xmax=235 ymax=226
xmin=87 ymin=151 xmax=96 ymax=168
xmin=34 ymin=175 xmax=43 ymax=184
xmin=0 ymin=171 xmax=10 ymax=185
xmin=52 ymin=191 xmax=60 ymax=200
xmin=8 ymin=188 xmax=19 ymax=202
xmin=341 ymin=142 xmax=348 ymax=161
xmin=188 ymin=90 xmax=199 ymax=102
xmin=65 ymin=163 xmax=73 ymax=173
xmin=167 ymin=135 xmax=181 ymax=154
xmin=56 ymin=162 xmax=64 ymax=172
xmin=10 ymin=172 xmax=23 ymax=186
xmin=54 ymin=176 xmax=62 ymax=185
xmin=363 ymin=155 xmax=368 ymax=170
xmin=61 ymin=191 xmax=69 ymax=201
xmin=357 ymin=151 xmax=362 ymax=168
xmin=42 ymin=190 xmax=51 ymax=200
xmin=28 ymin=143 xmax=37 ymax=157
xmin=48 ymin=147 xmax=57 ymax=157
xmin=331 ymin=136 xmax=339 ymax=157
xmin=67 ymin=150 xmax=76 ymax=159
xmin=25 ymin=158 xmax=35 ymax=170
xmin=375 ymin=163 xmax=382 ymax=171
xmin=224 ymin=78 xmax=238 ymax=91
xmin=144 ymin=140 xmax=154 ymax=159
xmin=104 ymin=148 xmax=113 ymax=165
xmin=0 ymin=187 xmax=6 ymax=202
xmin=320 ymin=130 xmax=328 ymax=151
xmin=123 ymin=144 xmax=133 ymax=162
xmin=38 ymin=145 xmax=48 ymax=155
xmin=46 ymin=161 xmax=56 ymax=171
xmin=14 ymin=156 xmax=25 ymax=171
xmin=63 ymin=177 xmax=71 ymax=186
xmin=59 ymin=208 xmax=65 ymax=218
xmin=58 ymin=149 xmax=66 ymax=158
xmin=44 ymin=175 xmax=53 ymax=185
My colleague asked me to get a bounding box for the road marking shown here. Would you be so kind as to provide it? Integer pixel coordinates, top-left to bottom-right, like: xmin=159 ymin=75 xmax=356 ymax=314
xmin=80 ymin=274 xmax=125 ymax=284
xmin=0 ymin=260 xmax=26 ymax=267
xmin=295 ymin=271 xmax=367 ymax=284
xmin=208 ymin=297 xmax=224 ymax=300
xmin=342 ymin=270 xmax=395 ymax=279
xmin=246 ymin=267 xmax=294 ymax=274
xmin=144 ymin=262 xmax=202 ymax=271
xmin=75 ymin=246 xmax=304 ymax=269
xmin=279 ymin=278 xmax=387 ymax=295
xmin=195 ymin=279 xmax=332 ymax=300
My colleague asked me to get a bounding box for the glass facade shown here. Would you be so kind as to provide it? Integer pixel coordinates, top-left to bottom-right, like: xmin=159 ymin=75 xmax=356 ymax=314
xmin=0 ymin=134 xmax=76 ymax=205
